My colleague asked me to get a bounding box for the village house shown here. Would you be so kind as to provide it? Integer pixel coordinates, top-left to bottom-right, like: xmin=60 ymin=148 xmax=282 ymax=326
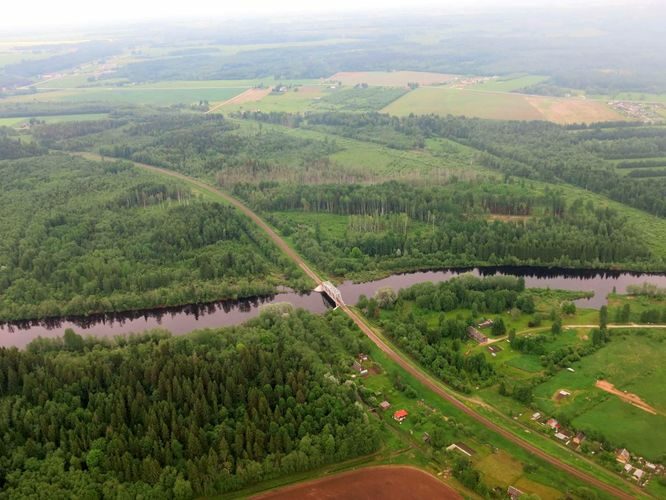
xmin=352 ymin=360 xmax=368 ymax=376
xmin=507 ymin=485 xmax=524 ymax=499
xmin=556 ymin=390 xmax=571 ymax=400
xmin=379 ymin=400 xmax=391 ymax=411
xmin=616 ymin=448 xmax=631 ymax=463
xmin=573 ymin=432 xmax=586 ymax=446
xmin=478 ymin=319 xmax=494 ymax=329
xmin=633 ymin=469 xmax=645 ymax=482
xmin=393 ymin=409 xmax=408 ymax=423
xmin=467 ymin=326 xmax=488 ymax=344
xmin=546 ymin=418 xmax=560 ymax=430
xmin=624 ymin=463 xmax=634 ymax=474
xmin=531 ymin=412 xmax=542 ymax=421
xmin=554 ymin=430 xmax=573 ymax=442
xmin=358 ymin=353 xmax=369 ymax=362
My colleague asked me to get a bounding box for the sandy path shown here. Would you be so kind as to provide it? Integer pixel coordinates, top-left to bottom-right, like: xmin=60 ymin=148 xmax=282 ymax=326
xmin=206 ymin=87 xmax=270 ymax=113
xmin=595 ymin=380 xmax=658 ymax=415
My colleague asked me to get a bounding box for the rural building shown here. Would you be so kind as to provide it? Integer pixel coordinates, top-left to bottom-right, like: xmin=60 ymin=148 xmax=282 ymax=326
xmin=467 ymin=326 xmax=488 ymax=344
xmin=616 ymin=449 xmax=631 ymax=463
xmin=633 ymin=469 xmax=645 ymax=481
xmin=446 ymin=442 xmax=476 ymax=457
xmin=358 ymin=353 xmax=369 ymax=362
xmin=379 ymin=400 xmax=391 ymax=411
xmin=507 ymin=485 xmax=524 ymax=499
xmin=478 ymin=319 xmax=494 ymax=329
xmin=546 ymin=418 xmax=560 ymax=430
xmin=393 ymin=409 xmax=408 ymax=422
xmin=351 ymin=361 xmax=368 ymax=376
xmin=624 ymin=463 xmax=634 ymax=474
xmin=555 ymin=430 xmax=573 ymax=442
xmin=557 ymin=390 xmax=571 ymax=400
xmin=573 ymin=432 xmax=586 ymax=445
xmin=567 ymin=367 xmax=576 ymax=372
xmin=531 ymin=412 xmax=542 ymax=421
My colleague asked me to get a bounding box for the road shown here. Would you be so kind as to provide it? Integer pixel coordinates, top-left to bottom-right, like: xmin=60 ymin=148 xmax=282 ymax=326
xmin=75 ymin=151 xmax=637 ymax=499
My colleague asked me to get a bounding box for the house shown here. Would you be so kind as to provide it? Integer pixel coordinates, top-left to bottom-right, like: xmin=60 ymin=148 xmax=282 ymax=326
xmin=478 ymin=319 xmax=494 ymax=329
xmin=467 ymin=326 xmax=488 ymax=344
xmin=555 ymin=430 xmax=573 ymax=442
xmin=531 ymin=411 xmax=542 ymax=421
xmin=379 ymin=400 xmax=391 ymax=411
xmin=624 ymin=463 xmax=634 ymax=474
xmin=616 ymin=449 xmax=631 ymax=463
xmin=546 ymin=418 xmax=560 ymax=430
xmin=358 ymin=353 xmax=369 ymax=362
xmin=633 ymin=469 xmax=645 ymax=481
xmin=446 ymin=442 xmax=476 ymax=457
xmin=645 ymin=462 xmax=657 ymax=472
xmin=573 ymin=432 xmax=586 ymax=445
xmin=351 ymin=361 xmax=368 ymax=376
xmin=393 ymin=409 xmax=408 ymax=422
xmin=507 ymin=485 xmax=524 ymax=499
xmin=557 ymin=390 xmax=571 ymax=400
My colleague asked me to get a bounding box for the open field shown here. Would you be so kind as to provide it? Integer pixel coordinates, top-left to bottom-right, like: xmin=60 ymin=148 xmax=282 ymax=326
xmin=219 ymin=85 xmax=328 ymax=113
xmin=38 ymin=87 xmax=247 ymax=105
xmin=0 ymin=113 xmax=108 ymax=127
xmin=466 ymin=75 xmax=548 ymax=92
xmin=532 ymin=330 xmax=666 ymax=459
xmin=330 ymin=71 xmax=456 ymax=87
xmin=252 ymin=466 xmax=460 ymax=500
xmin=383 ymin=87 xmax=624 ymax=123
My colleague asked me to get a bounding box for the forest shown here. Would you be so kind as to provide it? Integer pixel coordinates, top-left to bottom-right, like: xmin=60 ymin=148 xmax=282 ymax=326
xmin=0 ymin=154 xmax=306 ymax=322
xmin=240 ymin=180 xmax=660 ymax=277
xmin=0 ymin=309 xmax=380 ymax=497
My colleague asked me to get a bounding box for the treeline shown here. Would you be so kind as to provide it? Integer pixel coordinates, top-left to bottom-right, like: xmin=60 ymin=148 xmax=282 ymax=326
xmin=236 ymin=181 xmax=658 ymax=277
xmin=0 ymin=154 xmax=305 ymax=322
xmin=364 ymin=276 xmax=535 ymax=392
xmin=0 ymin=309 xmax=380 ymax=497
xmin=0 ymin=130 xmax=46 ymax=159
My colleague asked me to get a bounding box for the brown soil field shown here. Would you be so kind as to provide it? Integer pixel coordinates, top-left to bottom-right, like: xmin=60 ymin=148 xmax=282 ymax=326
xmin=252 ymin=466 xmax=461 ymax=500
xmin=526 ymin=96 xmax=624 ymax=124
xmin=330 ymin=71 xmax=456 ymax=87
xmin=595 ymin=380 xmax=657 ymax=415
xmin=207 ymin=87 xmax=271 ymax=112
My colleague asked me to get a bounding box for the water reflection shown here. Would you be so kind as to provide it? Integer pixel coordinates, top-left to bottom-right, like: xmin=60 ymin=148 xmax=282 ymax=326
xmin=1 ymin=266 xmax=664 ymax=348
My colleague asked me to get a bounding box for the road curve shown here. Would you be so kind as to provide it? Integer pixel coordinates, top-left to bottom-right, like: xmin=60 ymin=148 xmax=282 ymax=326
xmin=76 ymin=152 xmax=635 ymax=499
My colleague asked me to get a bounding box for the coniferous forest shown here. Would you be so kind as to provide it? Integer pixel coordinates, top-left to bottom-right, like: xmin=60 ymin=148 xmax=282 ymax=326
xmin=0 ymin=310 xmax=379 ymax=498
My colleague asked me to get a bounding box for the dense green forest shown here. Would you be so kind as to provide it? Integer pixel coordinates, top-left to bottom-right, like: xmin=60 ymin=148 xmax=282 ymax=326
xmin=0 ymin=309 xmax=380 ymax=497
xmin=0 ymin=154 xmax=306 ymax=321
xmin=236 ymin=181 xmax=660 ymax=276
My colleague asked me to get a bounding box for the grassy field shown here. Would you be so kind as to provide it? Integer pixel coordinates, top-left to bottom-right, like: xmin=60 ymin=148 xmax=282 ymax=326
xmin=383 ymin=86 xmax=623 ymax=123
xmin=0 ymin=113 xmax=108 ymax=127
xmin=466 ymin=74 xmax=548 ymax=92
xmin=532 ymin=329 xmax=666 ymax=460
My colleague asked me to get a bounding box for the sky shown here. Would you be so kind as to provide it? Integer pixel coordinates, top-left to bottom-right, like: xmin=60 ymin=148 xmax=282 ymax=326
xmin=0 ymin=0 xmax=637 ymax=30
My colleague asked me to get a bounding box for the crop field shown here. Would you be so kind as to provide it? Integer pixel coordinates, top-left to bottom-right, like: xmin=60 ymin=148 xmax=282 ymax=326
xmin=47 ymin=87 xmax=247 ymax=105
xmin=219 ymin=86 xmax=328 ymax=113
xmin=330 ymin=71 xmax=456 ymax=87
xmin=532 ymin=330 xmax=666 ymax=459
xmin=383 ymin=87 xmax=623 ymax=123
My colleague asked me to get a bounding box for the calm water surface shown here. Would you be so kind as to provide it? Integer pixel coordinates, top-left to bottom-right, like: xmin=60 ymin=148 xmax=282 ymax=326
xmin=1 ymin=267 xmax=664 ymax=348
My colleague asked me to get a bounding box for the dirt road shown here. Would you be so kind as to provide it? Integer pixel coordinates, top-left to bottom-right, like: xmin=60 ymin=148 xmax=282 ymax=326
xmin=75 ymin=152 xmax=636 ymax=499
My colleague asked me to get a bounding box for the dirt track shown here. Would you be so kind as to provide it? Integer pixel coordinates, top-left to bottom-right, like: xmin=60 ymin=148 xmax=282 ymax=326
xmin=75 ymin=152 xmax=636 ymax=499
xmin=596 ymin=380 xmax=658 ymax=415
xmin=252 ymin=466 xmax=460 ymax=499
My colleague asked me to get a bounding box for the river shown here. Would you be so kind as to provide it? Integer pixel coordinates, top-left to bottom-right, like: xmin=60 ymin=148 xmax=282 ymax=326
xmin=1 ymin=266 xmax=664 ymax=348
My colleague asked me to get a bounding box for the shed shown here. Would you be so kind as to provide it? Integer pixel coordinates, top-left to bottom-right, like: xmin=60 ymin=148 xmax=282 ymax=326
xmin=393 ymin=409 xmax=408 ymax=422
xmin=446 ymin=442 xmax=476 ymax=457
xmin=379 ymin=400 xmax=391 ymax=411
